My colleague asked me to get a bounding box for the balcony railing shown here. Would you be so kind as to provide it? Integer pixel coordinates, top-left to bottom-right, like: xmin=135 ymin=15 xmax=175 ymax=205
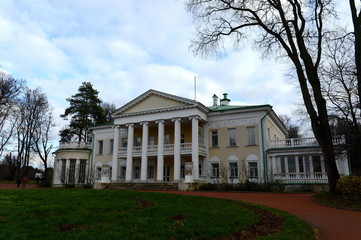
xmin=273 ymin=172 xmax=328 ymax=184
xmin=118 ymin=143 xmax=207 ymax=157
xmin=268 ymin=135 xmax=345 ymax=149
xmin=58 ymin=142 xmax=91 ymax=150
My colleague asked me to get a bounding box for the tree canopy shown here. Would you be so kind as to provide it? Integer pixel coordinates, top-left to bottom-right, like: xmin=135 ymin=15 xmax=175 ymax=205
xmin=60 ymin=82 xmax=106 ymax=143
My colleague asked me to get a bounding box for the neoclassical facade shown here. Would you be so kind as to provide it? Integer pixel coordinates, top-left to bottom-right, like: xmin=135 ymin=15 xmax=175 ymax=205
xmin=53 ymin=89 xmax=350 ymax=187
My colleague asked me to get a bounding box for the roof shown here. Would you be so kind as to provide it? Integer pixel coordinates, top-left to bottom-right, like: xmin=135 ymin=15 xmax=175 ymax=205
xmin=208 ymin=104 xmax=272 ymax=112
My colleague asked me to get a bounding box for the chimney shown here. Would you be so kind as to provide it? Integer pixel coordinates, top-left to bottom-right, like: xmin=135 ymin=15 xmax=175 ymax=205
xmin=212 ymin=94 xmax=218 ymax=108
xmin=220 ymin=93 xmax=231 ymax=106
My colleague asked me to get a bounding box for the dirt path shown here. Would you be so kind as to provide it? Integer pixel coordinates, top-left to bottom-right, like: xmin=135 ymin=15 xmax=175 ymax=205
xmin=0 ymin=183 xmax=39 ymax=189
xmin=154 ymin=191 xmax=361 ymax=240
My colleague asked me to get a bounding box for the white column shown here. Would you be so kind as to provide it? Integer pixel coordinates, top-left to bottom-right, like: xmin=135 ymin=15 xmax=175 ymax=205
xmin=75 ymin=158 xmax=80 ymax=184
xmin=309 ymin=156 xmax=314 ymax=178
xmin=53 ymin=159 xmax=59 ymax=184
xmin=156 ymin=120 xmax=164 ymax=182
xmin=65 ymin=159 xmax=70 ymax=183
xmin=173 ymin=118 xmax=181 ymax=182
xmin=191 ymin=116 xmax=199 ymax=180
xmin=140 ymin=122 xmax=149 ymax=182
xmin=295 ymin=156 xmax=300 ymax=178
xmin=111 ymin=125 xmax=120 ymax=181
xmin=125 ymin=124 xmax=134 ymax=182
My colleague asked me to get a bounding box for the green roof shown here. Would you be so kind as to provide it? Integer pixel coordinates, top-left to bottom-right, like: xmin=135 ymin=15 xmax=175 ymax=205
xmin=208 ymin=104 xmax=271 ymax=112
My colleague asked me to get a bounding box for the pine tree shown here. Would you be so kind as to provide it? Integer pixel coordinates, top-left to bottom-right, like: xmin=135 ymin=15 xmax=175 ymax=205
xmin=60 ymin=82 xmax=106 ymax=142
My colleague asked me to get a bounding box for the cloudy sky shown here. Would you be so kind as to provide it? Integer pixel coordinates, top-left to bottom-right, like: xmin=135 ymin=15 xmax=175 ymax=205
xmin=1 ymin=0 xmax=339 ymax=140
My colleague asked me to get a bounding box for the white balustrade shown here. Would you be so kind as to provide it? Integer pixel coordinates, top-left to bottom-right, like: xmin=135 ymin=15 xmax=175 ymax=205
xmin=273 ymin=172 xmax=328 ymax=184
xmin=59 ymin=142 xmax=91 ymax=149
xmin=268 ymin=135 xmax=345 ymax=149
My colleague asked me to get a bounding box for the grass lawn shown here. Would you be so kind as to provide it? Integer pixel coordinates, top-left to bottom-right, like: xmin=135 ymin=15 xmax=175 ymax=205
xmin=0 ymin=189 xmax=316 ymax=240
xmin=313 ymin=193 xmax=361 ymax=210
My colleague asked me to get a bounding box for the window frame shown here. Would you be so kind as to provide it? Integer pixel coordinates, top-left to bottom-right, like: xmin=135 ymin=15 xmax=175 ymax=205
xmin=211 ymin=130 xmax=219 ymax=148
xmin=246 ymin=126 xmax=256 ymax=145
xmin=228 ymin=128 xmax=237 ymax=147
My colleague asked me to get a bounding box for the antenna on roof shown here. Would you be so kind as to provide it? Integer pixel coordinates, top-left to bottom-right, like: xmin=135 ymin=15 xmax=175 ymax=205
xmin=194 ymin=75 xmax=197 ymax=101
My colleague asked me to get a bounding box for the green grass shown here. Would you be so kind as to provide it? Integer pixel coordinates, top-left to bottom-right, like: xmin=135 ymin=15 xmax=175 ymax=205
xmin=0 ymin=189 xmax=316 ymax=240
xmin=313 ymin=192 xmax=361 ymax=210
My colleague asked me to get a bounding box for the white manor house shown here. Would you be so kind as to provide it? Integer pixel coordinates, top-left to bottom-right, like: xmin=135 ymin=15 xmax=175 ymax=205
xmin=53 ymin=89 xmax=350 ymax=190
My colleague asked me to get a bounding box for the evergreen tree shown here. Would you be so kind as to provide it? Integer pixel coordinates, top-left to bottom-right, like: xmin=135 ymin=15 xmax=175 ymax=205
xmin=60 ymin=82 xmax=106 ymax=142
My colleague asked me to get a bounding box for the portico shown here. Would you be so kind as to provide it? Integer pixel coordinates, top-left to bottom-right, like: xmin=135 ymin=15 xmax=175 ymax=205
xmin=109 ymin=90 xmax=209 ymax=183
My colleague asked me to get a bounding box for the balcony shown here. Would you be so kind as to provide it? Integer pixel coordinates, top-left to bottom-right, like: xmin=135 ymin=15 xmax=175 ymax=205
xmin=268 ymin=135 xmax=345 ymax=149
xmin=273 ymin=172 xmax=328 ymax=184
xmin=118 ymin=143 xmax=207 ymax=157
xmin=58 ymin=142 xmax=91 ymax=150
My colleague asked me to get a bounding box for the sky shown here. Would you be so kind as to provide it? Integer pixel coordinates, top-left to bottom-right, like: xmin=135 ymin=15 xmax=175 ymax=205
xmin=1 ymin=0 xmax=341 ymax=142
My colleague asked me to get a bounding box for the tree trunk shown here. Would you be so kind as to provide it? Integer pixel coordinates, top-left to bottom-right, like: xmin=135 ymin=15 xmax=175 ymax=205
xmin=349 ymin=0 xmax=361 ymax=109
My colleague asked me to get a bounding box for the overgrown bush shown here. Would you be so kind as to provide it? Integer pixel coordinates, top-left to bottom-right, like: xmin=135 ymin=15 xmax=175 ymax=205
xmin=337 ymin=175 xmax=361 ymax=201
xmin=64 ymin=183 xmax=75 ymax=188
xmin=82 ymin=183 xmax=93 ymax=189
xmin=39 ymin=182 xmax=52 ymax=188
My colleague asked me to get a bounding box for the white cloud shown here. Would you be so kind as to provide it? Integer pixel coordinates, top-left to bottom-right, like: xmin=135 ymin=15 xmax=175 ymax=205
xmin=0 ymin=0 xmax=314 ymax=142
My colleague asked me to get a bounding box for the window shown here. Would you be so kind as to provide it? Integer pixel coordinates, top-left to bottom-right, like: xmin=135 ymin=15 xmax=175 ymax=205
xmin=299 ymin=157 xmax=304 ymax=172
xmin=164 ymin=134 xmax=170 ymax=144
xmin=109 ymin=167 xmax=112 ymax=180
xmin=181 ymin=134 xmax=185 ymax=144
xmin=121 ymin=167 xmax=126 ymax=178
xmin=199 ymin=164 xmax=202 ymax=176
xmin=98 ymin=140 xmax=103 ymax=154
xmin=211 ymin=163 xmax=220 ymax=178
xmin=109 ymin=139 xmax=114 ymax=154
xmin=313 ymin=156 xmax=322 ymax=172
xmin=122 ymin=139 xmax=128 ymax=148
xmin=288 ymin=156 xmax=296 ymax=173
xmin=134 ymin=166 xmax=140 ymax=179
xmin=228 ymin=128 xmax=237 ymax=147
xmin=135 ymin=137 xmax=141 ymax=150
xmin=78 ymin=159 xmax=86 ymax=184
xmin=68 ymin=159 xmax=76 ymax=183
xmin=248 ymin=162 xmax=258 ymax=178
xmin=229 ymin=162 xmax=238 ymax=178
xmin=148 ymin=166 xmax=154 ymax=179
xmin=149 ymin=136 xmax=155 ymax=145
xmin=246 ymin=127 xmax=256 ymax=145
xmin=60 ymin=159 xmax=66 ymax=183
xmin=180 ymin=165 xmax=185 ymax=178
xmin=211 ymin=130 xmax=218 ymax=147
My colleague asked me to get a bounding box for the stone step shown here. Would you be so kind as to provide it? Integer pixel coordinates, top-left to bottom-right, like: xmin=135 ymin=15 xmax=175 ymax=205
xmin=106 ymin=182 xmax=179 ymax=191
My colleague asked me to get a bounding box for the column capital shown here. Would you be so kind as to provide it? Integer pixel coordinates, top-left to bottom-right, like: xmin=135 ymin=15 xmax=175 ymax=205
xmin=155 ymin=119 xmax=165 ymax=124
xmin=172 ymin=118 xmax=182 ymax=122
xmin=189 ymin=115 xmax=201 ymax=121
xmin=112 ymin=124 xmax=120 ymax=129
xmin=126 ymin=123 xmax=134 ymax=128
xmin=140 ymin=121 xmax=149 ymax=126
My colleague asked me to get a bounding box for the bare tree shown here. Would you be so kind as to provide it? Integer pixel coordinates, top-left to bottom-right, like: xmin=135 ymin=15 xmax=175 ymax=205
xmin=32 ymin=108 xmax=55 ymax=178
xmin=0 ymin=73 xmax=23 ymax=158
xmin=279 ymin=114 xmax=303 ymax=138
xmin=11 ymin=88 xmax=49 ymax=176
xmin=186 ymin=0 xmax=340 ymax=192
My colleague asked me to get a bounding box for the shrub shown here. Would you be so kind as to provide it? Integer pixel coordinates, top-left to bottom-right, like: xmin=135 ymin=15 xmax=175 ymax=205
xmin=82 ymin=183 xmax=93 ymax=189
xmin=64 ymin=183 xmax=75 ymax=188
xmin=337 ymin=175 xmax=361 ymax=201
xmin=39 ymin=182 xmax=52 ymax=188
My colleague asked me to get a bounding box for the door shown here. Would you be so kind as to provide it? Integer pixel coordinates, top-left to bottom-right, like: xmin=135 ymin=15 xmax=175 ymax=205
xmin=163 ymin=165 xmax=170 ymax=182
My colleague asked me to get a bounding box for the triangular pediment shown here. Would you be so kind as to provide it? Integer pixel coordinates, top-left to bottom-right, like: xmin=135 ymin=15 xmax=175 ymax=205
xmin=113 ymin=89 xmax=200 ymax=117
